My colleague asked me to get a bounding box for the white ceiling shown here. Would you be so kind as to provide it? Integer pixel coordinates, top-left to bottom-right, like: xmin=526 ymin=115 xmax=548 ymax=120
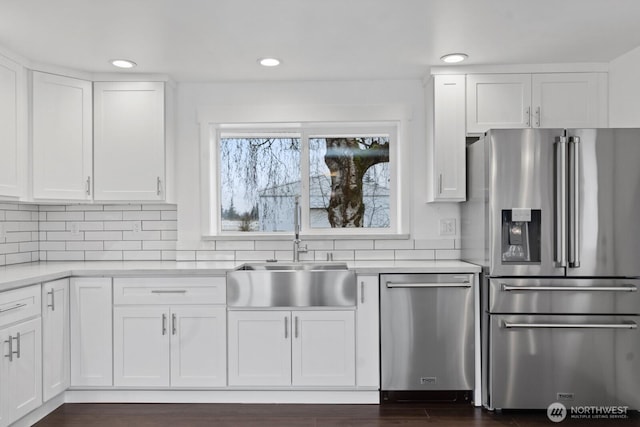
xmin=1 ymin=0 xmax=640 ymax=82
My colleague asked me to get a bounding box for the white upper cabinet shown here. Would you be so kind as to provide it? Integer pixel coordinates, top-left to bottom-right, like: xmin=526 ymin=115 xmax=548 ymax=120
xmin=93 ymin=81 xmax=165 ymax=201
xmin=466 ymin=73 xmax=607 ymax=134
xmin=466 ymin=74 xmax=532 ymax=133
xmin=0 ymin=55 xmax=26 ymax=199
xmin=32 ymin=72 xmax=92 ymax=200
xmin=531 ymin=73 xmax=606 ymax=128
xmin=427 ymin=74 xmax=467 ymax=202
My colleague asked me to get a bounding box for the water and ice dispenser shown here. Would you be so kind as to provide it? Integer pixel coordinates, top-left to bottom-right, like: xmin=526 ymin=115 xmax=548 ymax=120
xmin=501 ymin=208 xmax=541 ymax=264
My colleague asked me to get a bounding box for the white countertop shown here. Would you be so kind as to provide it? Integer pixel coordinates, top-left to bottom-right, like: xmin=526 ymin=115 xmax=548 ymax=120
xmin=0 ymin=260 xmax=481 ymax=292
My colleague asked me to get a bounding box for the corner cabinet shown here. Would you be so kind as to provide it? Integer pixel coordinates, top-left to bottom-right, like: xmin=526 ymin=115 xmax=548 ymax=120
xmin=466 ymin=72 xmax=607 ymax=134
xmin=70 ymin=278 xmax=113 ymax=387
xmin=426 ymin=75 xmax=466 ymax=202
xmin=93 ymin=81 xmax=166 ymax=201
xmin=0 ymin=54 xmax=26 ymax=199
xmin=32 ymin=71 xmax=92 ymax=201
xmin=228 ymin=310 xmax=356 ymax=387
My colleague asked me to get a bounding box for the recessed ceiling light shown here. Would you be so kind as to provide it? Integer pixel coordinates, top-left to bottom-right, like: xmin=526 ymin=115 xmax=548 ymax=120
xmin=258 ymin=58 xmax=281 ymax=67
xmin=110 ymin=59 xmax=137 ymax=69
xmin=440 ymin=53 xmax=468 ymax=64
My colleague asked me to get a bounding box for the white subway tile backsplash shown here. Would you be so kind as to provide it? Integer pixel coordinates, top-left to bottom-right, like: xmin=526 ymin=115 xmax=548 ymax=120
xmin=6 ymin=252 xmax=32 ymax=264
xmin=354 ymin=250 xmax=394 ymax=260
xmin=435 ymin=249 xmax=462 ymax=260
xmin=40 ymin=222 xmax=66 ymax=231
xmin=123 ymin=211 xmax=161 ymax=220
xmin=104 ymin=241 xmax=142 ymax=251
xmin=142 ymin=220 xmax=177 ymax=231
xmin=235 ymin=250 xmax=276 ymax=261
xmin=335 ymin=240 xmax=374 ymax=250
xmin=162 ymin=250 xmax=177 ymax=260
xmin=196 ymin=251 xmax=235 ymax=261
xmin=47 ymin=251 xmax=85 ymax=261
xmin=85 ymin=251 xmax=124 ymax=261
xmin=6 ymin=210 xmax=33 ymax=221
xmin=176 ymin=251 xmax=196 ymax=261
xmin=85 ymin=211 xmax=123 ymax=221
xmin=19 ymin=242 xmax=39 ymax=252
xmin=46 ymin=211 xmax=85 ymax=221
xmin=46 ymin=231 xmax=85 ymax=241
xmin=394 ymin=249 xmax=436 ymax=260
xmin=40 ymin=242 xmax=66 ymax=251
xmin=68 ymin=222 xmax=105 ymax=231
xmin=104 ymin=204 xmax=142 ymax=211
xmin=142 ymin=204 xmax=177 ymax=211
xmin=65 ymin=204 xmax=105 ymax=211
xmin=0 ymin=243 xmax=20 ymax=255
xmin=38 ymin=205 xmax=65 ymax=211
xmin=123 ymin=251 xmax=161 ymax=261
xmin=255 ymin=240 xmax=292 ymax=251
xmin=161 ymin=230 xmax=178 ymax=240
xmin=142 ymin=240 xmax=177 ymax=250
xmin=104 ymin=221 xmax=141 ymax=231
xmin=84 ymin=231 xmax=123 ymax=241
xmin=305 ymin=240 xmax=335 ymax=250
xmin=161 ymin=210 xmax=177 ymax=220
xmin=123 ymin=230 xmax=162 ymax=240
xmin=66 ymin=241 xmax=104 ymax=251
xmin=216 ymin=240 xmax=254 ymax=251
xmin=6 ymin=232 xmax=34 ymax=243
xmin=415 ymin=239 xmax=455 ymax=250
xmin=374 ymin=239 xmax=415 ymax=250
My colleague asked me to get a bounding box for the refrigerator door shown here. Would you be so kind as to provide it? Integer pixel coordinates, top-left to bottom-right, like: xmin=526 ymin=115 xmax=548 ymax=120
xmin=567 ymin=129 xmax=640 ymax=277
xmin=488 ymin=129 xmax=566 ymax=276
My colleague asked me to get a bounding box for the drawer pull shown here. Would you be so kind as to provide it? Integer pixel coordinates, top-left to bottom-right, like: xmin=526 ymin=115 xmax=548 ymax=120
xmin=0 ymin=303 xmax=27 ymax=313
xmin=14 ymin=332 xmax=20 ymax=359
xmin=47 ymin=289 xmax=56 ymax=311
xmin=151 ymin=290 xmax=187 ymax=294
xmin=162 ymin=314 xmax=167 ymax=335
xmin=502 ymin=284 xmax=637 ymax=292
xmin=504 ymin=321 xmax=637 ymax=330
xmin=172 ymin=313 xmax=177 ymax=335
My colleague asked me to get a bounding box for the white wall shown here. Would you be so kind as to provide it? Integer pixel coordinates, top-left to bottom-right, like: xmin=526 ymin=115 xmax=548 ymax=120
xmin=609 ymin=45 xmax=640 ymax=126
xmin=175 ymin=80 xmax=460 ymax=259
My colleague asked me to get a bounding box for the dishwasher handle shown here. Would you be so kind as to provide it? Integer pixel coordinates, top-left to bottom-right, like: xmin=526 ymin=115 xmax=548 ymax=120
xmin=386 ymin=281 xmax=471 ymax=289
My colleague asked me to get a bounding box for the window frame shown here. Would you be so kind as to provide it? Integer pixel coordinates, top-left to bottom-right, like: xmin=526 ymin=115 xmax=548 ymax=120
xmin=198 ymin=104 xmax=411 ymax=239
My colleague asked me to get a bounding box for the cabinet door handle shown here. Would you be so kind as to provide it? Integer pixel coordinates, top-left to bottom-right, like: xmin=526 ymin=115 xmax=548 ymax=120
xmin=4 ymin=337 xmax=12 ymax=362
xmin=525 ymin=107 xmax=531 ymax=127
xmin=294 ymin=316 xmax=299 ymax=338
xmin=157 ymin=177 xmax=162 ymax=196
xmin=360 ymin=282 xmax=365 ymax=304
xmin=162 ymin=314 xmax=167 ymax=335
xmin=86 ymin=176 xmax=91 ymax=196
xmin=284 ymin=316 xmax=288 ymax=339
xmin=0 ymin=303 xmax=27 ymax=313
xmin=47 ymin=289 xmax=55 ymax=311
xmin=535 ymin=106 xmax=541 ymax=127
xmin=13 ymin=332 xmax=20 ymax=359
xmin=172 ymin=313 xmax=177 ymax=335
xmin=438 ymin=174 xmax=443 ymax=195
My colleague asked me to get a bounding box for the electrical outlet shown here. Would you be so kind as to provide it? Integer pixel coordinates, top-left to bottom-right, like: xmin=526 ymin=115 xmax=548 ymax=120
xmin=439 ymin=218 xmax=456 ymax=236
xmin=132 ymin=222 xmax=141 ymax=233
xmin=70 ymin=223 xmax=81 ymax=235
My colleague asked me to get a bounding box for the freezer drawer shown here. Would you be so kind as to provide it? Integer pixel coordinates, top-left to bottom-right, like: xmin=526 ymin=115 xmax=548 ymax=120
xmin=489 ymin=278 xmax=640 ymax=314
xmin=488 ymin=314 xmax=640 ymax=410
xmin=380 ymin=273 xmax=474 ymax=391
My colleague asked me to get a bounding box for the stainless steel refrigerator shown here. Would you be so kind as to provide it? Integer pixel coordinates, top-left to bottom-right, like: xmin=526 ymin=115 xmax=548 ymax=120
xmin=462 ymin=128 xmax=640 ymax=410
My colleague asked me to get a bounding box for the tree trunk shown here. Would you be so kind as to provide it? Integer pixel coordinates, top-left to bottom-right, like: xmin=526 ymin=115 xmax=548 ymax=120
xmin=324 ymin=138 xmax=389 ymax=227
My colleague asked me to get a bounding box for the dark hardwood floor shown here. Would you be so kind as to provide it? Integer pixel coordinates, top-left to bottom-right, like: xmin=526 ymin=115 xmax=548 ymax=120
xmin=33 ymin=403 xmax=640 ymax=427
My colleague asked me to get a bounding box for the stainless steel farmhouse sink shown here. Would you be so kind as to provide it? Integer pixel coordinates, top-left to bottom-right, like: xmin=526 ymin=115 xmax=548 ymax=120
xmin=227 ymin=262 xmax=356 ymax=307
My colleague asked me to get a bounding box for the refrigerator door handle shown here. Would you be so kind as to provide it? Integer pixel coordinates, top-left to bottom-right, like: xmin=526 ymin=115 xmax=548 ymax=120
xmin=502 ymin=284 xmax=638 ymax=292
xmin=555 ymin=135 xmax=568 ymax=267
xmin=568 ymin=136 xmax=581 ymax=268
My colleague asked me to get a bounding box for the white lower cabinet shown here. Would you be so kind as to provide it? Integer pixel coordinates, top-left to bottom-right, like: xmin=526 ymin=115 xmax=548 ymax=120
xmin=0 ymin=317 xmax=42 ymax=427
xmin=42 ymin=278 xmax=70 ymax=401
xmin=228 ymin=310 xmax=356 ymax=387
xmin=113 ymin=305 xmax=226 ymax=388
xmin=70 ymin=278 xmax=113 ymax=387
xmin=355 ymin=275 xmax=380 ymax=388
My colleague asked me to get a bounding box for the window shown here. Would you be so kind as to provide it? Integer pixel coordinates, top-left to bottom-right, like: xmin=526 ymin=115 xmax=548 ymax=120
xmin=215 ymin=123 xmax=396 ymax=235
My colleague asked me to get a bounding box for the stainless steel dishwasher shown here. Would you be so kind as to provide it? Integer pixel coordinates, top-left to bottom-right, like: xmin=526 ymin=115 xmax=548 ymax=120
xmin=380 ymin=273 xmax=474 ymax=400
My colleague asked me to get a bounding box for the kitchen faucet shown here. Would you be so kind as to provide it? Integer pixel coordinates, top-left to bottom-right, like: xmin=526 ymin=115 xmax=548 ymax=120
xmin=293 ymin=196 xmax=307 ymax=262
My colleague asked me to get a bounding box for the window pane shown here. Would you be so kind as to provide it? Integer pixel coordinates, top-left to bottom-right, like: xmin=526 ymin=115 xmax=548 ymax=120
xmin=309 ymin=137 xmax=390 ymax=228
xmin=220 ymin=137 xmax=300 ymax=232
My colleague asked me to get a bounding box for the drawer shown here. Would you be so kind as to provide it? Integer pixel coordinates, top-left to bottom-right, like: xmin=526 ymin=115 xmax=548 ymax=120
xmin=0 ymin=285 xmax=42 ymax=327
xmin=113 ymin=276 xmax=226 ymax=305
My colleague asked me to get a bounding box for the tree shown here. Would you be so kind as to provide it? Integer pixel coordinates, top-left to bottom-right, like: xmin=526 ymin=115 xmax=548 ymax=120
xmin=323 ymin=137 xmax=389 ymax=227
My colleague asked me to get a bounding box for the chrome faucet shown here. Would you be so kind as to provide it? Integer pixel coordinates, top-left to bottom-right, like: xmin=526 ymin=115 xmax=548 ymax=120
xmin=293 ymin=196 xmax=307 ymax=262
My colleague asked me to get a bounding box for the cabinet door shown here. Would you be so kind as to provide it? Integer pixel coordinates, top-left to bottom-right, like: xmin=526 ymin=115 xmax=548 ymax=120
xmin=42 ymin=279 xmax=70 ymax=402
xmin=0 ymin=330 xmax=7 ymax=426
xmin=431 ymin=75 xmax=466 ymax=201
xmin=113 ymin=306 xmax=170 ymax=387
xmin=0 ymin=55 xmax=26 ymax=198
xmin=5 ymin=317 xmax=42 ymax=425
xmin=466 ymin=74 xmax=532 ymax=133
xmin=170 ymin=306 xmax=226 ymax=387
xmin=228 ymin=311 xmax=291 ymax=386
xmin=32 ymin=72 xmax=92 ymax=200
xmin=93 ymin=81 xmax=165 ymax=201
xmin=70 ymin=278 xmax=112 ymax=386
xmin=532 ymin=73 xmax=605 ymax=128
xmin=292 ymin=310 xmax=355 ymax=387
xmin=356 ymin=275 xmax=379 ymax=388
